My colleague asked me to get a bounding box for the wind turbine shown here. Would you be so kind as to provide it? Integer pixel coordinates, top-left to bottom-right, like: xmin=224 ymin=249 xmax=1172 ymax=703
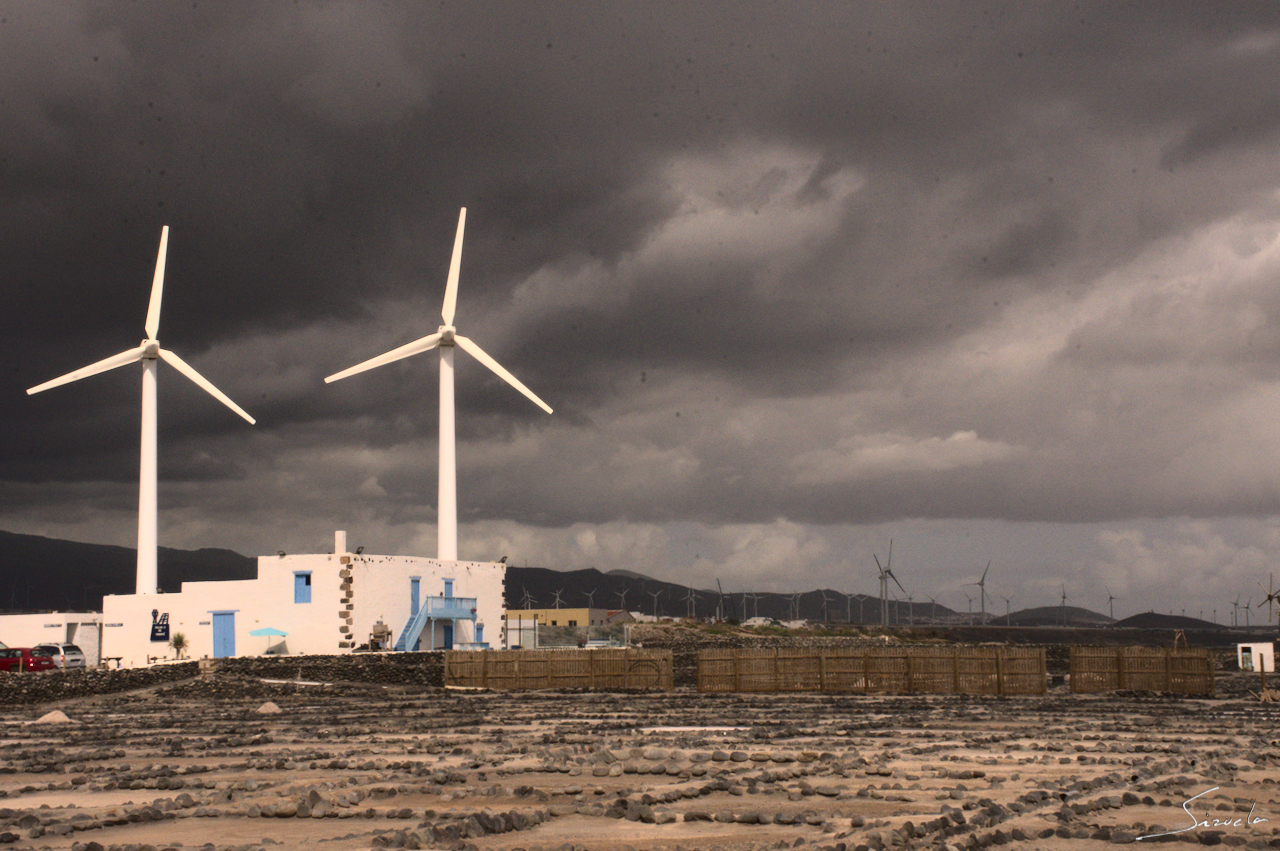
xmin=1105 ymin=585 xmax=1116 ymax=621
xmin=1258 ymin=575 xmax=1278 ymax=625
xmin=966 ymin=561 xmax=991 ymax=624
xmin=27 ymin=226 xmax=255 ymax=596
xmin=873 ymin=540 xmax=904 ymax=626
xmin=325 ymin=208 xmax=552 ymax=562
xmin=1000 ymin=594 xmax=1014 ymax=626
xmin=1254 ymin=580 xmax=1274 ymax=634
xmin=552 ymin=588 xmax=565 ymax=609
xmin=585 ymin=588 xmax=597 ymax=609
xmin=1060 ymin=584 xmax=1069 ymax=626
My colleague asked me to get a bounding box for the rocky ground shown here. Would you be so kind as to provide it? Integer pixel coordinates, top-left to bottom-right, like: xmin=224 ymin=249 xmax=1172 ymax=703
xmin=3 ymin=668 xmax=1280 ymax=851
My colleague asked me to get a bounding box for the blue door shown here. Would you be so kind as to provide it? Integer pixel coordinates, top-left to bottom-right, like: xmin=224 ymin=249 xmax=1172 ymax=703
xmin=442 ymin=623 xmax=454 ymax=649
xmin=410 ymin=578 xmax=420 ymax=615
xmin=212 ymin=612 xmax=236 ymax=658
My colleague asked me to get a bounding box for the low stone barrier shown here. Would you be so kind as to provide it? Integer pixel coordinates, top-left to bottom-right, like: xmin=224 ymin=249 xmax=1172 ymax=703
xmin=0 ymin=662 xmax=198 ymax=705
xmin=215 ymin=651 xmax=444 ymax=687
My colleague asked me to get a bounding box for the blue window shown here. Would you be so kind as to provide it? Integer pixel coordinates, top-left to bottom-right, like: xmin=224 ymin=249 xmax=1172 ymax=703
xmin=294 ymin=572 xmax=312 ymax=603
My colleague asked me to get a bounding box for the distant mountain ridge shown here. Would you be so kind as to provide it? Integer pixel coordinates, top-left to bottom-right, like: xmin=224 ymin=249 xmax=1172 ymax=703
xmin=0 ymin=529 xmax=256 ymax=612
xmin=4 ymin=529 xmax=1134 ymax=628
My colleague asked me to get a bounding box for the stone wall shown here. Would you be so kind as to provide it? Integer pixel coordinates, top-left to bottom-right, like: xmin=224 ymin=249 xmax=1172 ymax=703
xmin=0 ymin=662 xmax=198 ymax=706
xmin=0 ymin=652 xmax=448 ymax=706
xmin=215 ymin=651 xmax=444 ymax=686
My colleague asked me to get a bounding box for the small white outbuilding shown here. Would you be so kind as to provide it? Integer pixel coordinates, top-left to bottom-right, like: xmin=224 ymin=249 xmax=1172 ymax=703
xmin=102 ymin=531 xmax=505 ymax=667
xmin=1237 ymin=642 xmax=1275 ymax=673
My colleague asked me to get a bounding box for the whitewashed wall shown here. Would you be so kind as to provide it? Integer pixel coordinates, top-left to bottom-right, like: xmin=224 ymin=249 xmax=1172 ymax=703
xmin=102 ymin=531 xmax=506 ymax=668
xmin=0 ymin=612 xmax=102 ymax=665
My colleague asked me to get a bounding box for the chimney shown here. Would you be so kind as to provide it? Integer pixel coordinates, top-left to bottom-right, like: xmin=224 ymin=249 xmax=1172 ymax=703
xmin=335 ymin=530 xmax=347 ymax=555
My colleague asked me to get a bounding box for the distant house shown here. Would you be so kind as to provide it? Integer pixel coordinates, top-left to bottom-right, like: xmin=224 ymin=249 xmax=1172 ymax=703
xmin=501 ymin=607 xmax=633 ymax=648
xmin=101 ymin=531 xmax=505 ymax=667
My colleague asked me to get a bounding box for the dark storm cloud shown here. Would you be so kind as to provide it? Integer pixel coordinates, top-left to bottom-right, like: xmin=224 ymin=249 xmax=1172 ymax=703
xmin=5 ymin=1 xmax=1280 ymax=615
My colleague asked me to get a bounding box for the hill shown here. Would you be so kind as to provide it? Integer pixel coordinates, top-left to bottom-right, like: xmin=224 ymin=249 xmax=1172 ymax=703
xmin=1115 ymin=611 xmax=1221 ymax=630
xmin=1005 ymin=604 xmax=1114 ymax=628
xmin=0 ymin=530 xmax=256 ymax=612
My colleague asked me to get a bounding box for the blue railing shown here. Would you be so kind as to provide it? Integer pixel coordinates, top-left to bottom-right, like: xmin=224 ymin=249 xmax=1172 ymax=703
xmin=423 ymin=596 xmax=478 ymax=620
xmin=394 ymin=597 xmax=477 ymax=651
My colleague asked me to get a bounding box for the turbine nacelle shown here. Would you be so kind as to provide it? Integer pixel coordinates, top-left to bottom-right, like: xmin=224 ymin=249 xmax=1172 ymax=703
xmin=141 ymin=340 xmax=161 ymax=359
xmin=438 ymin=325 xmax=457 ymax=345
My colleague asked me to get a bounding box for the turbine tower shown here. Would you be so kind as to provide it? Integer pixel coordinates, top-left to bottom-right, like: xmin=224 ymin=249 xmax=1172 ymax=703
xmin=325 ymin=208 xmax=552 ymax=561
xmin=27 ymin=226 xmax=255 ymax=595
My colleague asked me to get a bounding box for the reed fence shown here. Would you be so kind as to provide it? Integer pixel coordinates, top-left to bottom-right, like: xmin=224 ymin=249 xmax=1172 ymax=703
xmin=696 ymin=646 xmax=1046 ymax=695
xmin=1069 ymin=646 xmax=1214 ymax=695
xmin=445 ymin=648 xmax=672 ymax=690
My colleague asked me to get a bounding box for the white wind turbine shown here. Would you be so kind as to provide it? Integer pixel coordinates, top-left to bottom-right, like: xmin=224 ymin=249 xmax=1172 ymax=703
xmin=27 ymin=226 xmax=255 ymax=595
xmin=325 ymin=208 xmax=552 ymax=562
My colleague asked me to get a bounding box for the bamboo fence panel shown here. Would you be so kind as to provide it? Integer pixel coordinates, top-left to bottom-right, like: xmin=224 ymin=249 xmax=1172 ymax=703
xmin=995 ymin=647 xmax=1049 ymax=695
xmin=1069 ymin=647 xmax=1213 ymax=695
xmin=696 ymin=646 xmax=1046 ymax=695
xmin=445 ymin=649 xmax=672 ymax=690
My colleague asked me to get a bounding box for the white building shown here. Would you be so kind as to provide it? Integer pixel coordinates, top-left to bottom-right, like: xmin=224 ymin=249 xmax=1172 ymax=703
xmin=0 ymin=612 xmax=102 ymax=665
xmin=102 ymin=531 xmax=505 ymax=668
xmin=1238 ymin=642 xmax=1276 ymax=673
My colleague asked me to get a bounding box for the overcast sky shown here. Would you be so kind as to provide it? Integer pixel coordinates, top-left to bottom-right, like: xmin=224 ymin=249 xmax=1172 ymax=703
xmin=5 ymin=2 xmax=1280 ymax=621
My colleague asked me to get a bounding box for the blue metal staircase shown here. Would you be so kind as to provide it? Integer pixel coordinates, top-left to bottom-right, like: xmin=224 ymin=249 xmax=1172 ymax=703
xmin=394 ymin=596 xmax=478 ymax=651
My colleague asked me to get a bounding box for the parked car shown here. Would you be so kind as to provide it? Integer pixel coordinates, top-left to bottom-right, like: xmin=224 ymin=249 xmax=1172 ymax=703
xmin=33 ymin=643 xmax=86 ymax=669
xmin=0 ymin=647 xmax=55 ymax=673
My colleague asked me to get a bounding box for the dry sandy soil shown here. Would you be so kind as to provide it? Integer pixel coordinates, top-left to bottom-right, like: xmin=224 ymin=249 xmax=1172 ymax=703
xmin=3 ymin=674 xmax=1280 ymax=851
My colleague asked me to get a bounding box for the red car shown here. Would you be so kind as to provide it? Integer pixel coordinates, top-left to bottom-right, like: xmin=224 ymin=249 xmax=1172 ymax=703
xmin=0 ymin=647 xmax=56 ymax=673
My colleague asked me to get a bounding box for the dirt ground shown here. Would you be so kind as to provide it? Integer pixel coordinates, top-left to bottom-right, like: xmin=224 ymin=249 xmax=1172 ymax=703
xmin=3 ymin=674 xmax=1280 ymax=850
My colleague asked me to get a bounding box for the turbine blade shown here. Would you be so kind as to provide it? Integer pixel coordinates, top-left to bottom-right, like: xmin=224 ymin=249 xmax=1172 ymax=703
xmin=441 ymin=208 xmax=466 ymax=326
xmin=454 ymin=334 xmax=553 ymax=413
xmin=888 ymin=571 xmax=907 ymax=595
xmin=981 ymin=560 xmax=990 ymax=582
xmin=324 ymin=332 xmax=442 ymax=383
xmin=158 ymin=349 xmax=255 ymax=424
xmin=27 ymin=345 xmax=147 ymax=394
xmin=145 ymin=226 xmax=169 ymax=340
xmin=873 ymin=553 xmax=884 ymax=575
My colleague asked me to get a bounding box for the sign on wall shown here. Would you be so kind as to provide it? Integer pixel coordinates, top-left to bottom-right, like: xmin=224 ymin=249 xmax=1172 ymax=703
xmin=150 ymin=609 xmax=170 ymax=643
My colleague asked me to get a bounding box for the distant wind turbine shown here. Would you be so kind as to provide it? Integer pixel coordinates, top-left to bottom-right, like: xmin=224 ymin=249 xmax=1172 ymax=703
xmin=1258 ymin=575 xmax=1279 ymax=628
xmin=873 ymin=540 xmax=905 ymax=626
xmin=966 ymin=561 xmax=991 ymax=624
xmin=325 ymin=208 xmax=552 ymax=562
xmin=27 ymin=226 xmax=255 ymax=596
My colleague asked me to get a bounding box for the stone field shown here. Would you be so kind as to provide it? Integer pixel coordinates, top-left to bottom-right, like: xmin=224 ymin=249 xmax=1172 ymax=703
xmin=2 ymin=673 xmax=1280 ymax=851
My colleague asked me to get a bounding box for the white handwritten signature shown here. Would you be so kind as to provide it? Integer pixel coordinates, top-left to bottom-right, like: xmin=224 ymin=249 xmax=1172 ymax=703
xmin=1137 ymin=787 xmax=1268 ymax=841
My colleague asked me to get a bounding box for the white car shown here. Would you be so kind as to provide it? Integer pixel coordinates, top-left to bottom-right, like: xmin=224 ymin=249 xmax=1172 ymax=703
xmin=33 ymin=643 xmax=86 ymax=669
